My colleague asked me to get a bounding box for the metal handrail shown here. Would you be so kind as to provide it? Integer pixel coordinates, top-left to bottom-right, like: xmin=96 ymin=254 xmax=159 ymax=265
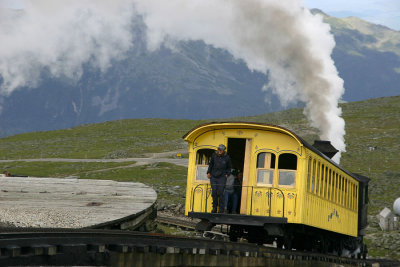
xmin=190 ymin=183 xmax=286 ymax=218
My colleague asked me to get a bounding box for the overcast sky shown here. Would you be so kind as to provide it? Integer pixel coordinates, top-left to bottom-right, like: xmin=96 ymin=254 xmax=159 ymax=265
xmin=1 ymin=0 xmax=399 ymax=31
xmin=304 ymin=0 xmax=400 ymax=30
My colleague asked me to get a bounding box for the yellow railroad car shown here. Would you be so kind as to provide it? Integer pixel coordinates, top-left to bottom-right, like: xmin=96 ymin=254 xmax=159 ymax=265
xmin=183 ymin=122 xmax=369 ymax=256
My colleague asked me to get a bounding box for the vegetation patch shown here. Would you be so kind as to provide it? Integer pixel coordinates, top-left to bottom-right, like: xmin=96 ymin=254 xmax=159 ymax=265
xmin=0 ymin=119 xmax=203 ymax=159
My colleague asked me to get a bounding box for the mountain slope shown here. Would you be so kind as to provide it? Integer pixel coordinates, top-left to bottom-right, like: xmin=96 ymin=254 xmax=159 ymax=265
xmin=314 ymin=9 xmax=400 ymax=101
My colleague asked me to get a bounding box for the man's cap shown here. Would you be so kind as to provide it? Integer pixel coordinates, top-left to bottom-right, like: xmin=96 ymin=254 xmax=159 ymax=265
xmin=217 ymin=144 xmax=226 ymax=151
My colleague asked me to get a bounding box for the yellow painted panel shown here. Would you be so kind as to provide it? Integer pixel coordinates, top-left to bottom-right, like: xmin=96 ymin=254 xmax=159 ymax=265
xmin=249 ymin=188 xmax=299 ymax=223
xmin=303 ymin=193 xmax=358 ymax=236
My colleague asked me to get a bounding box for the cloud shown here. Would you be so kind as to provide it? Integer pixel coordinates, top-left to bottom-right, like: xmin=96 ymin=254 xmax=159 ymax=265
xmin=0 ymin=0 xmax=135 ymax=95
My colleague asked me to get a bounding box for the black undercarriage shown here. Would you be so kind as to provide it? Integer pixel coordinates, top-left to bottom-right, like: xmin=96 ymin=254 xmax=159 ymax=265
xmin=189 ymin=212 xmax=367 ymax=258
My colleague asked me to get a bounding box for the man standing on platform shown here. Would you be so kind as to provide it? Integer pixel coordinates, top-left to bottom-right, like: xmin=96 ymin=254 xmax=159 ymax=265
xmin=207 ymin=144 xmax=232 ymax=213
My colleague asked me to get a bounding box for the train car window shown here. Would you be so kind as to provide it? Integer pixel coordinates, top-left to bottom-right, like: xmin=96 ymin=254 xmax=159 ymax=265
xmin=349 ymin=182 xmax=353 ymax=209
xmin=327 ymin=169 xmax=332 ymax=200
xmin=344 ymin=179 xmax=348 ymax=208
xmin=350 ymin=181 xmax=353 ymax=209
xmin=278 ymin=153 xmax=297 ymax=170
xmin=257 ymin=152 xmax=276 ymax=168
xmin=354 ymin=183 xmax=358 ymax=210
xmin=355 ymin=184 xmax=358 ymax=209
xmin=330 ymin=171 xmax=336 ymax=202
xmin=307 ymin=157 xmax=312 ymax=192
xmin=354 ymin=184 xmax=357 ymax=210
xmin=351 ymin=184 xmax=356 ymax=210
xmin=329 ymin=170 xmax=333 ymax=201
xmin=356 ymin=184 xmax=359 ymax=209
xmin=320 ymin=164 xmax=325 ymax=198
xmin=349 ymin=183 xmax=352 ymax=209
xmin=334 ymin=173 xmax=339 ymax=204
xmin=343 ymin=178 xmax=346 ymax=207
xmin=312 ymin=159 xmax=316 ymax=194
xmin=347 ymin=180 xmax=351 ymax=209
xmin=351 ymin=183 xmax=356 ymax=210
xmin=357 ymin=184 xmax=359 ymax=209
xmin=256 ymin=152 xmax=276 ymax=185
xmin=340 ymin=176 xmax=344 ymax=206
xmin=339 ymin=176 xmax=344 ymax=205
xmin=316 ymin=162 xmax=321 ymax=196
xmin=339 ymin=175 xmax=342 ymax=204
xmin=278 ymin=153 xmax=297 ymax=187
xmin=324 ymin=166 xmax=329 ymax=199
xmin=195 ymin=149 xmax=215 ymax=181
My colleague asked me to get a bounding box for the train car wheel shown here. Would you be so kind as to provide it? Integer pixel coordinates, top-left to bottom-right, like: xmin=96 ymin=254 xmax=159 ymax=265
xmin=362 ymin=243 xmax=368 ymax=259
xmin=283 ymin=235 xmax=293 ymax=250
xmin=228 ymin=225 xmax=242 ymax=242
xmin=336 ymin=239 xmax=344 ymax=256
xmin=247 ymin=227 xmax=266 ymax=245
xmin=319 ymin=237 xmax=329 ymax=254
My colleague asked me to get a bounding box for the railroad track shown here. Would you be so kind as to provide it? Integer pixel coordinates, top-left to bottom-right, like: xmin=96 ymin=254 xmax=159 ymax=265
xmin=0 ymin=228 xmax=398 ymax=266
xmin=156 ymin=215 xmax=197 ymax=230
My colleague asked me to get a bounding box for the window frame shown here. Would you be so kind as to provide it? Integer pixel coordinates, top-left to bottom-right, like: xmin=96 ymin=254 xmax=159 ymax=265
xmin=256 ymin=152 xmax=276 ymax=186
xmin=277 ymin=153 xmax=298 ymax=188
xmin=194 ymin=148 xmax=215 ymax=182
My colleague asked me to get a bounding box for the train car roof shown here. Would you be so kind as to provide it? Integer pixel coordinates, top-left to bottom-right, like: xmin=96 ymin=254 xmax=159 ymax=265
xmin=183 ymin=121 xmax=301 ymax=142
xmin=183 ymin=121 xmax=368 ymax=183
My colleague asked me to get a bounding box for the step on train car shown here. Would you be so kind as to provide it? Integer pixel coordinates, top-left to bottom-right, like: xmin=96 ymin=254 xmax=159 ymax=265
xmin=183 ymin=122 xmax=369 ymax=257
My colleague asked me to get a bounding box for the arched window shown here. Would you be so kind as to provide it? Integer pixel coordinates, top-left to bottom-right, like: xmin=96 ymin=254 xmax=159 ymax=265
xmin=256 ymin=152 xmax=275 ymax=186
xmin=316 ymin=162 xmax=321 ymax=195
xmin=334 ymin=172 xmax=339 ymax=203
xmin=307 ymin=157 xmax=312 ymax=192
xmin=278 ymin=153 xmax=297 ymax=187
xmin=195 ymin=149 xmax=215 ymax=181
xmin=312 ymin=159 xmax=316 ymax=194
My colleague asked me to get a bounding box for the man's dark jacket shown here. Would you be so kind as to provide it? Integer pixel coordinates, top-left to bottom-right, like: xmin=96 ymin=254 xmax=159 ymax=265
xmin=207 ymin=152 xmax=232 ymax=178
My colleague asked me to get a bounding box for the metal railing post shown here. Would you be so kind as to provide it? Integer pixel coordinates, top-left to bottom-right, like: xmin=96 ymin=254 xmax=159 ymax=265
xmin=250 ymin=186 xmax=254 ymax=215
xmin=269 ymin=188 xmax=272 ymax=217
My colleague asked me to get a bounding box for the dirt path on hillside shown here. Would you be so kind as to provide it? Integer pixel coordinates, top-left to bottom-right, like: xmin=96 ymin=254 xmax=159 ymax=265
xmin=0 ymin=149 xmax=189 ymax=168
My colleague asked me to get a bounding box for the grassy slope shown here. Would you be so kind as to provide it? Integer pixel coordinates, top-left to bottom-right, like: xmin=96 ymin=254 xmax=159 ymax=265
xmin=0 ymin=119 xmax=203 ymax=159
xmin=1 ymin=95 xmax=399 ymax=258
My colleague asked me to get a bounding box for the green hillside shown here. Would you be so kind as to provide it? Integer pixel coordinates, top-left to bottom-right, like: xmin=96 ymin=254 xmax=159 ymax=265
xmin=1 ymin=95 xmax=400 ymax=258
xmin=0 ymin=119 xmax=202 ymax=159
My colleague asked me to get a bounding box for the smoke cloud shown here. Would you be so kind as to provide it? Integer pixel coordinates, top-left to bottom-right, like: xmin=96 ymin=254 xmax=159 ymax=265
xmin=0 ymin=0 xmax=135 ymax=94
xmin=0 ymin=0 xmax=346 ymax=162
xmin=134 ymin=0 xmax=346 ymax=162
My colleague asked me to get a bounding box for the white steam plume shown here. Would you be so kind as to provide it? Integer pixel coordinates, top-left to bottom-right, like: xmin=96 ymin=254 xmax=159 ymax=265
xmin=133 ymin=0 xmax=346 ymax=162
xmin=0 ymin=0 xmax=346 ymax=162
xmin=0 ymin=0 xmax=135 ymax=95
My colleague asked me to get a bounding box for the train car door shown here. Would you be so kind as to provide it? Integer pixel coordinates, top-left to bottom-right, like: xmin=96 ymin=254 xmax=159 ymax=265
xmin=227 ymin=138 xmax=251 ymax=215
